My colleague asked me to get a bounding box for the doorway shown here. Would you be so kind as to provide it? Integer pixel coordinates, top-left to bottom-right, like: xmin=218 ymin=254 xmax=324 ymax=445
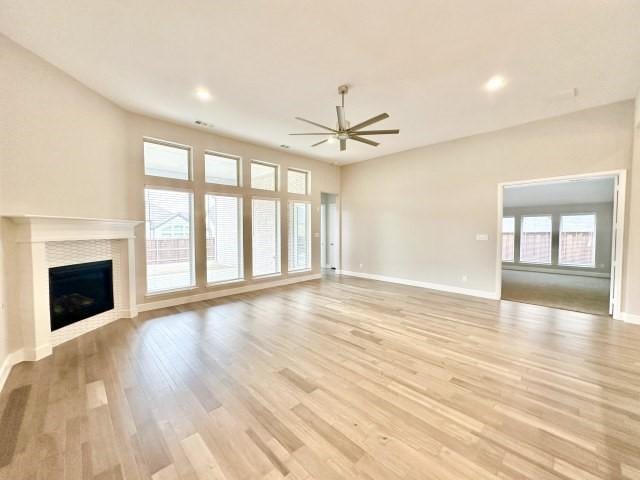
xmin=497 ymin=171 xmax=626 ymax=317
xmin=321 ymin=193 xmax=339 ymax=272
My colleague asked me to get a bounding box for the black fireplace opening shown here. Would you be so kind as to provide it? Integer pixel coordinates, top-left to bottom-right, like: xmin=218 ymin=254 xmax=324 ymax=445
xmin=49 ymin=260 xmax=114 ymax=331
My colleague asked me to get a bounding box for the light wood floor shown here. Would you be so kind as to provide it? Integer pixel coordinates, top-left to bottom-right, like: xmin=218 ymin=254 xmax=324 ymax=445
xmin=1 ymin=275 xmax=640 ymax=480
xmin=502 ymin=269 xmax=611 ymax=315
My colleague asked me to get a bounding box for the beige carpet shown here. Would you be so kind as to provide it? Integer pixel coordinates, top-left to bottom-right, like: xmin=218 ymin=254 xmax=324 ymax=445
xmin=501 ymin=269 xmax=611 ymax=315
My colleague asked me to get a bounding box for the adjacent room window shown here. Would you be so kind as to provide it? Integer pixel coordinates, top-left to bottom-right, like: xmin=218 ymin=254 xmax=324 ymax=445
xmin=251 ymin=161 xmax=278 ymax=191
xmin=559 ymin=214 xmax=596 ymax=267
xmin=502 ymin=216 xmax=515 ymax=262
xmin=288 ymin=201 xmax=311 ymax=271
xmin=144 ymin=140 xmax=190 ymax=180
xmin=205 ymin=194 xmax=243 ymax=283
xmin=288 ymin=168 xmax=309 ymax=195
xmin=252 ymin=198 xmax=281 ymax=276
xmin=205 ymin=152 xmax=240 ymax=186
xmin=145 ymin=188 xmax=195 ymax=293
xmin=520 ymin=215 xmax=552 ymax=264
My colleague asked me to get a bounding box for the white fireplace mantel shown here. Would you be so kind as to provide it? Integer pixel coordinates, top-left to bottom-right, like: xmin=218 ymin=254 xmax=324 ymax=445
xmin=8 ymin=215 xmax=142 ymax=243
xmin=4 ymin=215 xmax=143 ymax=362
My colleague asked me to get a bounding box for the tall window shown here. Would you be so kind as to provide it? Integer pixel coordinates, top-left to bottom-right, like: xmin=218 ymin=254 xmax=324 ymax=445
xmin=205 ymin=194 xmax=243 ymax=283
xmin=144 ymin=140 xmax=190 ymax=180
xmin=559 ymin=214 xmax=596 ymax=267
xmin=502 ymin=216 xmax=515 ymax=262
xmin=251 ymin=161 xmax=278 ymax=191
xmin=252 ymin=198 xmax=281 ymax=276
xmin=205 ymin=152 xmax=240 ymax=186
xmin=289 ymin=201 xmax=311 ymax=271
xmin=288 ymin=169 xmax=309 ymax=195
xmin=145 ymin=188 xmax=195 ymax=293
xmin=520 ymin=215 xmax=552 ymax=264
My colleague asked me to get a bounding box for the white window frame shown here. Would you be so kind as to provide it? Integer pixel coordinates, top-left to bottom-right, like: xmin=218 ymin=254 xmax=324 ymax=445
xmin=558 ymin=212 xmax=597 ymax=268
xmin=143 ymin=137 xmax=192 ymax=181
xmin=251 ymin=160 xmax=279 ymax=191
xmin=144 ymin=186 xmax=196 ymax=295
xmin=205 ymin=192 xmax=244 ymax=285
xmin=288 ymin=200 xmax=312 ymax=272
xmin=204 ymin=151 xmax=241 ymax=187
xmin=519 ymin=214 xmax=553 ymax=265
xmin=287 ymin=168 xmax=310 ymax=195
xmin=251 ymin=197 xmax=282 ymax=278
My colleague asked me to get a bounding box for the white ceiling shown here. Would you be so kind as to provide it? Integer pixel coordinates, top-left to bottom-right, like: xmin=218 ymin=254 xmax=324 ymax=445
xmin=504 ymin=177 xmax=616 ymax=208
xmin=1 ymin=0 xmax=639 ymax=164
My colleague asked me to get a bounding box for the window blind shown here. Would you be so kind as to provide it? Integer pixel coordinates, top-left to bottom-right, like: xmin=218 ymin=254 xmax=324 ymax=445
xmin=288 ymin=201 xmax=311 ymax=271
xmin=252 ymin=198 xmax=281 ymax=276
xmin=559 ymin=214 xmax=596 ymax=267
xmin=205 ymin=194 xmax=243 ymax=283
xmin=144 ymin=140 xmax=190 ymax=180
xmin=520 ymin=215 xmax=552 ymax=264
xmin=502 ymin=216 xmax=515 ymax=262
xmin=145 ymin=188 xmax=195 ymax=293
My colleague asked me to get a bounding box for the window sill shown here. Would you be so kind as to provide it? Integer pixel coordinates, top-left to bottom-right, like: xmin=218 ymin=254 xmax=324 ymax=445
xmin=145 ymin=285 xmax=198 ymax=298
xmin=252 ymin=272 xmax=282 ymax=280
xmin=206 ymin=278 xmax=245 ymax=288
xmin=288 ymin=268 xmax=312 ymax=275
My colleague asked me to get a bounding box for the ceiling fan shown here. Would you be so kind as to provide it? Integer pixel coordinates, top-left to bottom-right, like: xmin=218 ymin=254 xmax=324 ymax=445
xmin=289 ymin=85 xmax=399 ymax=152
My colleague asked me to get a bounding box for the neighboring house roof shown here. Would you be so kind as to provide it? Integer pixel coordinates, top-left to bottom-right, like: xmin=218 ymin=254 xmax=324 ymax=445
xmin=151 ymin=213 xmax=189 ymax=231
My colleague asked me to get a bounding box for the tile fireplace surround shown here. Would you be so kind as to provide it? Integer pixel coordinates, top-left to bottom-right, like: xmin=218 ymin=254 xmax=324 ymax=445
xmin=4 ymin=215 xmax=142 ymax=361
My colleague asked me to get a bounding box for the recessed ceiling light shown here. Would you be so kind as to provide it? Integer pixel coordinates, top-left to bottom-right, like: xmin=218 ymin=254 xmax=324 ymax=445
xmin=194 ymin=87 xmax=212 ymax=102
xmin=484 ymin=75 xmax=507 ymax=92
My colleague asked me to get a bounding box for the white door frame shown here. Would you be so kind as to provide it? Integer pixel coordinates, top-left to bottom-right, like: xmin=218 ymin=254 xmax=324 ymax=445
xmin=321 ymin=192 xmax=340 ymax=270
xmin=496 ymin=169 xmax=627 ymax=319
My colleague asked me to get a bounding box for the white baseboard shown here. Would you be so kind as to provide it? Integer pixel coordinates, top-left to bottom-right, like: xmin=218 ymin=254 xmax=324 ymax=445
xmin=503 ymin=265 xmax=610 ymax=278
xmin=138 ymin=273 xmax=322 ymax=312
xmin=338 ymin=270 xmax=499 ymax=300
xmin=0 ymin=349 xmax=26 ymax=393
xmin=617 ymin=312 xmax=640 ymax=325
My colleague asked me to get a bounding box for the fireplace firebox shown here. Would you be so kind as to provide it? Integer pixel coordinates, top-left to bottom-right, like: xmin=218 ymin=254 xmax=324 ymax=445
xmin=48 ymin=260 xmax=114 ymax=331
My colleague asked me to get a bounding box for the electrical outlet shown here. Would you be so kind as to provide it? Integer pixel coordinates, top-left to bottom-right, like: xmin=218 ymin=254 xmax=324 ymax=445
xmin=359 ymin=263 xmax=364 ymax=269
xmin=462 ymin=275 xmax=468 ymax=283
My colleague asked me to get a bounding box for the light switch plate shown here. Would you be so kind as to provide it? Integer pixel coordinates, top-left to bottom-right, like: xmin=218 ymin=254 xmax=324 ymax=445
xmin=476 ymin=234 xmax=489 ymax=241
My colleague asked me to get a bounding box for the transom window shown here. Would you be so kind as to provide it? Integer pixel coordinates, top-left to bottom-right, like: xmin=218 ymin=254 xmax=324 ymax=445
xmin=144 ymin=140 xmax=190 ymax=180
xmin=205 ymin=152 xmax=240 ymax=186
xmin=251 ymin=161 xmax=278 ymax=191
xmin=288 ymin=169 xmax=309 ymax=195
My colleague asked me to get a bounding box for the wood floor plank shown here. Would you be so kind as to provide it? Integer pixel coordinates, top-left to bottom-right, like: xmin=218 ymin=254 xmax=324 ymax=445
xmin=1 ymin=275 xmax=640 ymax=479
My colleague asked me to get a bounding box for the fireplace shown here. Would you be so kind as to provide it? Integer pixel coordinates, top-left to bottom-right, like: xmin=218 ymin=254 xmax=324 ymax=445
xmin=49 ymin=260 xmax=114 ymax=331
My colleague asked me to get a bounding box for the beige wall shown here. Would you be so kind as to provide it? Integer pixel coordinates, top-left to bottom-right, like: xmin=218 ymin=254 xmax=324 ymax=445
xmin=341 ymin=101 xmax=635 ymax=309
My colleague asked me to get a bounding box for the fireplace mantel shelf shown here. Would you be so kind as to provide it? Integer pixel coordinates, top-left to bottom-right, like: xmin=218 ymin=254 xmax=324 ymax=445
xmin=3 ymin=215 xmax=143 ymax=243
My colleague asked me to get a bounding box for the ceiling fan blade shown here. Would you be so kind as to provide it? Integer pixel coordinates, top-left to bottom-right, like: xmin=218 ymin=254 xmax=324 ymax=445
xmin=349 ymin=113 xmax=389 ymax=131
xmin=289 ymin=133 xmax=332 ymax=136
xmin=340 ymin=139 xmax=347 ymax=151
xmin=336 ymin=106 xmax=346 ymax=131
xmin=351 ymin=129 xmax=399 ymax=135
xmin=295 ymin=117 xmax=337 ymax=133
xmin=311 ymin=139 xmax=328 ymax=147
xmin=349 ymin=135 xmax=380 ymax=147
